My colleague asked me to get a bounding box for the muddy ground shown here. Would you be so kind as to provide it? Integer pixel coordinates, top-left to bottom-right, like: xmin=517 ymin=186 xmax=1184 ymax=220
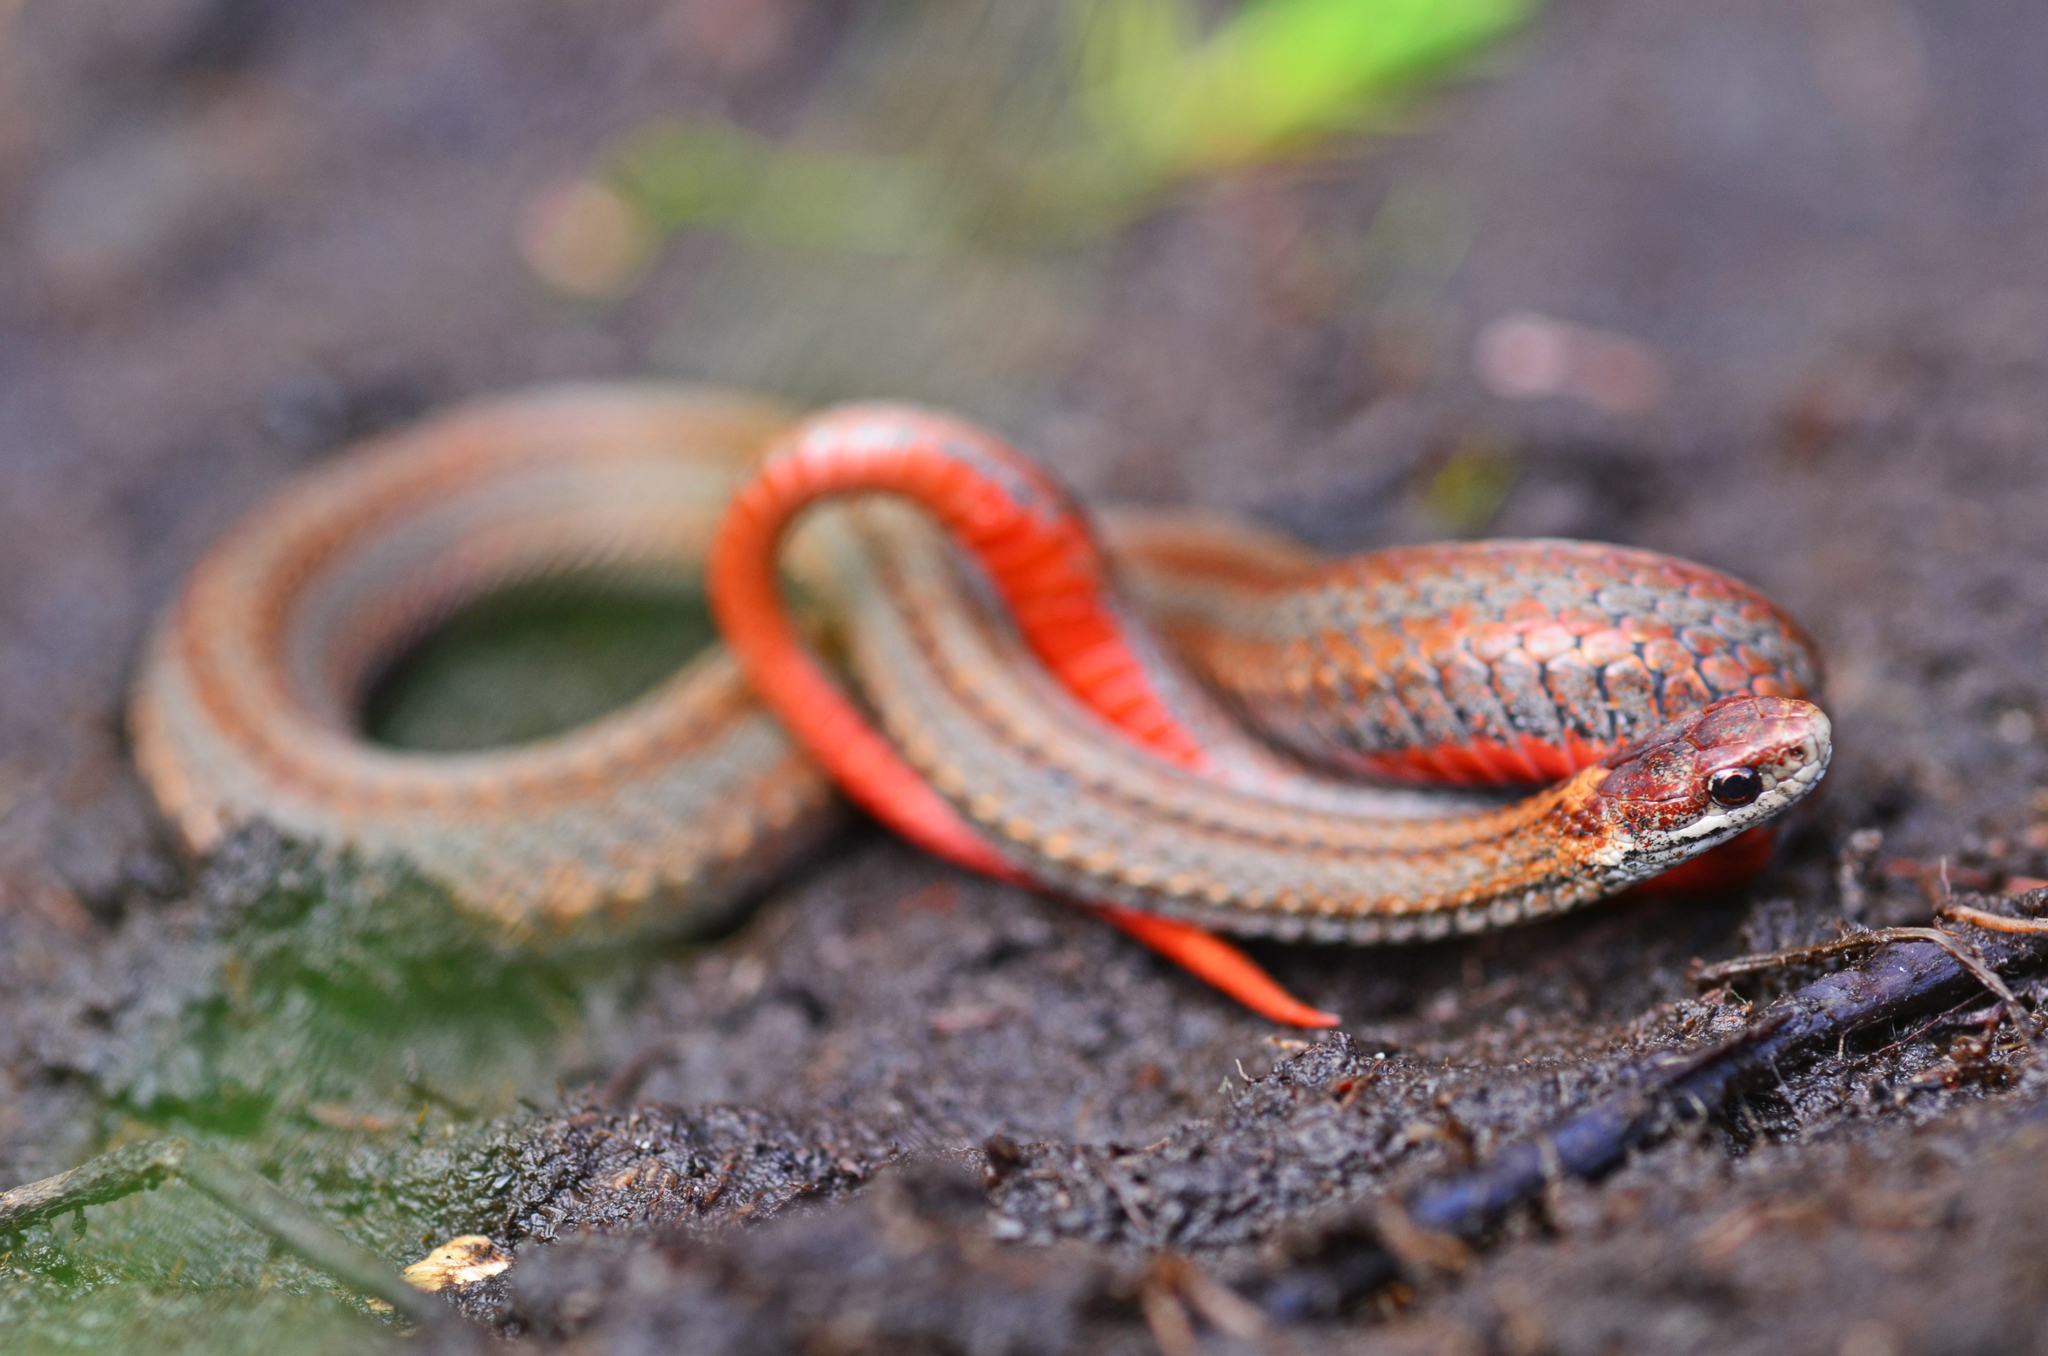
xmin=4 ymin=0 xmax=2048 ymax=1352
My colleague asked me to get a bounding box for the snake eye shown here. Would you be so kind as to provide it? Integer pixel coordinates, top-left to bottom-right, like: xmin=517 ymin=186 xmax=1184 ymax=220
xmin=1707 ymin=767 xmax=1763 ymax=808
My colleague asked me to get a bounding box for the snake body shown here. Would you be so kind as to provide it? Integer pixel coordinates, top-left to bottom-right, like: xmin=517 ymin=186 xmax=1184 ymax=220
xmin=131 ymin=387 xmax=1831 ymax=1020
xmin=130 ymin=388 xmax=838 ymax=936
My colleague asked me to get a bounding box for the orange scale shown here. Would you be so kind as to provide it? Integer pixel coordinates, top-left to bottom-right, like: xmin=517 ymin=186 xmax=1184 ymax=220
xmin=1522 ymin=623 xmax=1578 ymax=664
xmin=1514 ymin=733 xmax=1581 ymax=782
xmin=1056 ymin=637 xmax=1141 ymax=684
xmin=969 ymin=513 xmax=1049 ymax=563
xmin=1736 ymin=644 xmax=1778 ymax=676
xmin=1750 ymin=674 xmax=1791 ymax=698
xmin=1359 ymin=626 xmax=1413 ymax=669
xmin=1420 ymin=745 xmax=1497 ymax=787
xmin=1620 ymin=614 xmax=1677 ymax=642
xmin=1407 ymin=745 xmax=1471 ymax=783
xmin=1679 ymin=627 xmax=1730 ymax=655
xmin=1426 ymin=639 xmax=1474 ymax=672
xmin=1077 ymin=666 xmax=1157 ymax=713
xmin=1578 ymin=628 xmax=1636 ymax=668
xmin=1556 ymin=606 xmax=1611 ymax=635
xmin=1640 ymin=637 xmax=1695 ymax=673
xmin=1401 ymin=614 xmax=1463 ymax=660
xmin=1469 ymin=622 xmax=1523 ymax=663
xmin=1341 ymin=658 xmax=1397 ymax=698
xmin=1001 ymin=566 xmax=1097 ymax=611
xmin=1562 ymin=562 xmax=1603 ymax=591
xmin=1432 ymin=743 xmax=1505 ymax=784
xmin=1601 ymin=653 xmax=1657 ymax=698
xmin=1681 ymin=575 xmax=1725 ymax=601
xmin=1501 ymin=596 xmax=1552 ymax=627
xmin=1353 ymin=749 xmax=1439 ymax=784
xmin=1662 ymin=668 xmax=1711 ymax=711
xmin=1562 ymin=729 xmax=1609 ymax=771
xmin=1698 ymin=653 xmax=1751 ymax=691
xmin=1012 ymin=597 xmax=1102 ymax=636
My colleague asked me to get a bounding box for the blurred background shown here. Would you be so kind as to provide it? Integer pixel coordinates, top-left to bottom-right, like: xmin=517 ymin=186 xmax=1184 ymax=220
xmin=4 ymin=0 xmax=2048 ymax=1351
xmin=8 ymin=0 xmax=2041 ymax=842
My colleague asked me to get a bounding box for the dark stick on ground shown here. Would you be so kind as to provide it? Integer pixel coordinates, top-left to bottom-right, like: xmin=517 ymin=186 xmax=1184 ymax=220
xmin=0 ymin=1136 xmax=453 ymax=1331
xmin=1258 ymin=898 xmax=2048 ymax=1320
xmin=1690 ymin=925 xmax=2019 ymax=1002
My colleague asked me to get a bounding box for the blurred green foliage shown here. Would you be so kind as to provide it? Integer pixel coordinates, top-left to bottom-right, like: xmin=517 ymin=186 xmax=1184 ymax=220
xmin=1079 ymin=0 xmax=1533 ymax=177
xmin=617 ymin=121 xmax=959 ymax=255
xmin=608 ymin=0 xmax=1533 ymax=256
xmin=3 ymin=831 xmax=661 ymax=1354
xmin=0 ymin=1268 xmax=378 ymax=1356
xmin=1419 ymin=439 xmax=1521 ymax=535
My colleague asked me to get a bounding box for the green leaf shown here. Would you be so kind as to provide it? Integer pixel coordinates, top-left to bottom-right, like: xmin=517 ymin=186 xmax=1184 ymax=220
xmin=1081 ymin=0 xmax=1535 ymax=173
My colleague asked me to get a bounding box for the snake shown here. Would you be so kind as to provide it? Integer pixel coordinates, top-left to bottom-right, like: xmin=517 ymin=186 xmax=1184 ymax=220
xmin=131 ymin=385 xmax=1831 ymax=1026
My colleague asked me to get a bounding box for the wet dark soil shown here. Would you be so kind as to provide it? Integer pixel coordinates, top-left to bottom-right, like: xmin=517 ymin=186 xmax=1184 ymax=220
xmin=4 ymin=0 xmax=2048 ymax=1352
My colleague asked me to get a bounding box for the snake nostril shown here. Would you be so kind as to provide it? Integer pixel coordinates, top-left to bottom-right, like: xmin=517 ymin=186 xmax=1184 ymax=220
xmin=1708 ymin=767 xmax=1763 ymax=808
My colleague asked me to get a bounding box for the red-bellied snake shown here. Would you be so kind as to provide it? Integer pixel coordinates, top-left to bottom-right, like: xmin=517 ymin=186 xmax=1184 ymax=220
xmin=131 ymin=386 xmax=1831 ymax=1028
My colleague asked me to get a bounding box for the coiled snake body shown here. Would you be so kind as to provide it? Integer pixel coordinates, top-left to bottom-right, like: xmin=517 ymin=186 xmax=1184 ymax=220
xmin=132 ymin=386 xmax=1830 ymax=1025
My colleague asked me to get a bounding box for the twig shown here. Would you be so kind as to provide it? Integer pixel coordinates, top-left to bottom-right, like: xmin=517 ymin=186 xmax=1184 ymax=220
xmin=1142 ymin=1254 xmax=1273 ymax=1355
xmin=1690 ymin=926 xmax=2018 ymax=1006
xmin=1138 ymin=1272 xmax=1199 ymax=1356
xmin=1940 ymin=901 xmax=2048 ymax=934
xmin=0 ymin=1139 xmax=451 ymax=1330
xmin=0 ymin=1137 xmax=188 ymax=1232
xmin=177 ymin=1152 xmax=453 ymax=1327
xmin=1255 ymin=905 xmax=2048 ymax=1320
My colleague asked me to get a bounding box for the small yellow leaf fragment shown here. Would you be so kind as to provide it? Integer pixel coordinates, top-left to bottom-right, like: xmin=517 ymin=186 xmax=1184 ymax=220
xmin=403 ymin=1235 xmax=511 ymax=1292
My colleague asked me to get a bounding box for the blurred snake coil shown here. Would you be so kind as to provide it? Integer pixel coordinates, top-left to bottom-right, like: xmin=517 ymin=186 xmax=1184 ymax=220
xmin=130 ymin=385 xmax=1830 ymax=1025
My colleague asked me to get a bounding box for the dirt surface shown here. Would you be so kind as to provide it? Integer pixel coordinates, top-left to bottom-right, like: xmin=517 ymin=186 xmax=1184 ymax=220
xmin=4 ymin=0 xmax=2048 ymax=1352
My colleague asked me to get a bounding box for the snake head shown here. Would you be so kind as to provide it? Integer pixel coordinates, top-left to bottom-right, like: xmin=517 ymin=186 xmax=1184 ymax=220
xmin=1586 ymin=695 xmax=1832 ymax=871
